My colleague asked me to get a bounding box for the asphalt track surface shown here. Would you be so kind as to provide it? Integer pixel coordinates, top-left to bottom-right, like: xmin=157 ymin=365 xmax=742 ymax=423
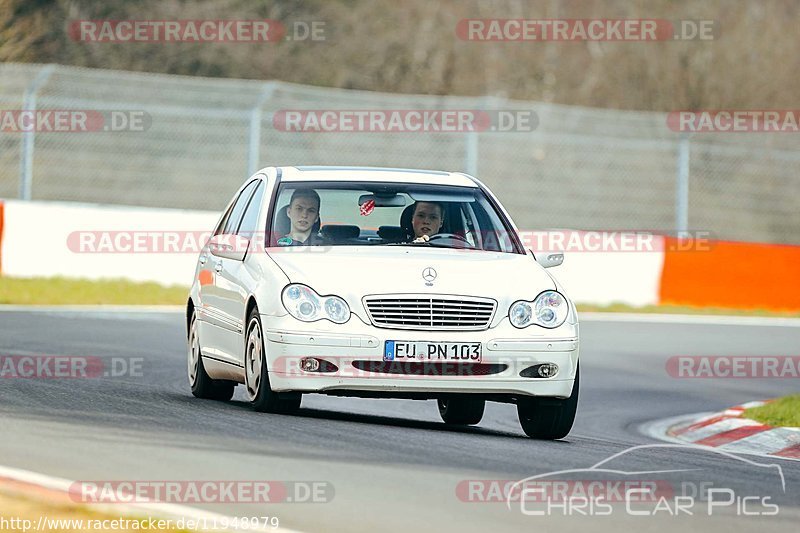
xmin=0 ymin=309 xmax=799 ymax=532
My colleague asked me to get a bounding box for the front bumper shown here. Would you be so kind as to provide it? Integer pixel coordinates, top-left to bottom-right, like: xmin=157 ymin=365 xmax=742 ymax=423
xmin=263 ymin=313 xmax=579 ymax=399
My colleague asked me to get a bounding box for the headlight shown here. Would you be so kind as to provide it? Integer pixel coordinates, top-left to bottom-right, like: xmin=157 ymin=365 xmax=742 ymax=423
xmin=509 ymin=301 xmax=533 ymax=328
xmin=281 ymin=284 xmax=351 ymax=324
xmin=509 ymin=291 xmax=568 ymax=329
xmin=324 ymin=296 xmax=350 ymax=323
xmin=534 ymin=291 xmax=568 ymax=328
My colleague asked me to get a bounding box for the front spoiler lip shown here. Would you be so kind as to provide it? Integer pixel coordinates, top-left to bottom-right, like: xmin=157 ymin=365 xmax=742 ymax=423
xmin=268 ymin=373 xmax=577 ymax=398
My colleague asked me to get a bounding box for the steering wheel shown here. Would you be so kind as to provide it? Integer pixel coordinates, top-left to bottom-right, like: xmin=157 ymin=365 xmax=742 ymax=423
xmin=427 ymin=233 xmax=474 ymax=247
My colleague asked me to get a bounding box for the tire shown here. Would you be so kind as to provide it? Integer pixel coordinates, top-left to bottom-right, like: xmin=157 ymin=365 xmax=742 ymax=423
xmin=188 ymin=310 xmax=235 ymax=401
xmin=244 ymin=307 xmax=302 ymax=414
xmin=437 ymin=396 xmax=485 ymax=425
xmin=517 ymin=366 xmax=579 ymax=440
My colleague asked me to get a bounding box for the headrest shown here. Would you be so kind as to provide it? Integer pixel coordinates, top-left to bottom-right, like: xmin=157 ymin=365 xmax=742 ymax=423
xmin=320 ymin=224 xmax=360 ymax=241
xmin=378 ymin=226 xmax=406 ymax=242
xmin=399 ymin=204 xmax=415 ymax=237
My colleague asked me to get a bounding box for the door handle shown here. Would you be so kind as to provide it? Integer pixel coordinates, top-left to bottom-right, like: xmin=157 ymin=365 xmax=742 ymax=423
xmin=214 ymin=260 xmax=223 ymax=273
xmin=198 ymin=254 xmax=208 ymax=265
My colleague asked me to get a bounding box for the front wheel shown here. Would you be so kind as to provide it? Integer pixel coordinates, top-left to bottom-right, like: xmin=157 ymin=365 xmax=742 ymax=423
xmin=244 ymin=308 xmax=302 ymax=413
xmin=188 ymin=310 xmax=235 ymax=401
xmin=437 ymin=396 xmax=485 ymax=425
xmin=517 ymin=366 xmax=579 ymax=440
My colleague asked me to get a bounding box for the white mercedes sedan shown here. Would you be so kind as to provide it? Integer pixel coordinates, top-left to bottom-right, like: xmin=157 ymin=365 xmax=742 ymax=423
xmin=187 ymin=166 xmax=579 ymax=439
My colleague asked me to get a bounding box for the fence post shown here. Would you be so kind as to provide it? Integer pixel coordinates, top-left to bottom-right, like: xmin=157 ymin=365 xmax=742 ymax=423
xmin=247 ymin=82 xmax=277 ymax=177
xmin=675 ymin=134 xmax=690 ymax=238
xmin=18 ymin=64 xmax=55 ymax=200
xmin=464 ymin=96 xmax=492 ymax=176
xmin=464 ymin=131 xmax=478 ymax=176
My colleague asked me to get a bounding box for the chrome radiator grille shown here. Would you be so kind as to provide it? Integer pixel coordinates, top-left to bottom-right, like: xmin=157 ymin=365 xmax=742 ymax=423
xmin=363 ymin=295 xmax=496 ymax=330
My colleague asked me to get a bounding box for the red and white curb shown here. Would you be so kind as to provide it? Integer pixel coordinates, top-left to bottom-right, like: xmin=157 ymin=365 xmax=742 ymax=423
xmin=640 ymin=401 xmax=800 ymax=462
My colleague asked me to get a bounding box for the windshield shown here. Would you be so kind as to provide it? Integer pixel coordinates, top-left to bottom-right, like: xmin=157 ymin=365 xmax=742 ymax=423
xmin=267 ymin=181 xmax=522 ymax=254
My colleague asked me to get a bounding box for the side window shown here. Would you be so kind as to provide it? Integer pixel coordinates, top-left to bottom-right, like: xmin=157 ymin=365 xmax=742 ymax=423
xmin=472 ymin=198 xmax=515 ymax=253
xmin=213 ymin=202 xmax=235 ymax=236
xmin=222 ymin=180 xmax=258 ymax=235
xmin=236 ymin=182 xmax=264 ymax=238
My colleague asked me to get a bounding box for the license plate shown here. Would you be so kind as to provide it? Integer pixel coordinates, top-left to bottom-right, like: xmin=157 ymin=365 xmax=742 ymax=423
xmin=384 ymin=341 xmax=482 ymax=362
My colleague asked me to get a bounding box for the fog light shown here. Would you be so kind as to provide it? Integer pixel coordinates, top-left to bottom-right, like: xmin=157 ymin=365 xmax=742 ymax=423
xmin=300 ymin=357 xmax=320 ymax=372
xmin=538 ymin=363 xmax=559 ymax=378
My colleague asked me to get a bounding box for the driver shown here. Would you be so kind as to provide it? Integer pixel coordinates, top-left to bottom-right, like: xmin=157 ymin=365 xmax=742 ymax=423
xmin=410 ymin=201 xmax=444 ymax=243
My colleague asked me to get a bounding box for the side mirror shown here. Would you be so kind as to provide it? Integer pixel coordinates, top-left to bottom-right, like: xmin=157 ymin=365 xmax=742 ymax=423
xmin=208 ymin=234 xmax=250 ymax=261
xmin=531 ymin=250 xmax=564 ymax=268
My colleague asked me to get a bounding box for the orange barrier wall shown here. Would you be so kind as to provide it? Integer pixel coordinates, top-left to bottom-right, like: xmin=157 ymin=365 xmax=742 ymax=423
xmin=660 ymin=238 xmax=800 ymax=311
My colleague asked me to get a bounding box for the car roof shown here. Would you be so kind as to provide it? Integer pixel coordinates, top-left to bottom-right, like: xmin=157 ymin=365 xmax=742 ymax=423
xmin=277 ymin=166 xmax=479 ymax=187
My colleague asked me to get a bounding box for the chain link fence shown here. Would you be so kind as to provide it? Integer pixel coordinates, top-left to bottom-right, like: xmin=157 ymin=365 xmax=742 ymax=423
xmin=1 ymin=63 xmax=798 ymax=244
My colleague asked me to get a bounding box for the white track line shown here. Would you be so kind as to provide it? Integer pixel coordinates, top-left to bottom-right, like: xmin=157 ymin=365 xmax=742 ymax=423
xmin=0 ymin=464 xmax=305 ymax=533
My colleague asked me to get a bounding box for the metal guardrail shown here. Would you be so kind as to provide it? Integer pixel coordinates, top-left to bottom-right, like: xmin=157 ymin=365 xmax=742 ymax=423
xmin=1 ymin=63 xmax=798 ymax=244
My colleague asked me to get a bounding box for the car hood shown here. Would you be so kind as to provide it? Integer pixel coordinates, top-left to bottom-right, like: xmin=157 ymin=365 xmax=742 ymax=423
xmin=267 ymin=246 xmax=554 ymax=304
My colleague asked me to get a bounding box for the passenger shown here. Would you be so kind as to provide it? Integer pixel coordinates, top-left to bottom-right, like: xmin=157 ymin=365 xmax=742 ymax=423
xmin=283 ymin=188 xmax=323 ymax=246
